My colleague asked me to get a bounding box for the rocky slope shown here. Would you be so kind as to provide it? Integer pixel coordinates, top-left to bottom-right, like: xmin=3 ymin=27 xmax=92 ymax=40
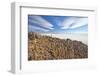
xmin=28 ymin=32 xmax=88 ymax=60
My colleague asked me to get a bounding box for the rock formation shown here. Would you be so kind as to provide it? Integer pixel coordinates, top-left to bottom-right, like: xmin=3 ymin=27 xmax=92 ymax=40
xmin=28 ymin=32 xmax=88 ymax=60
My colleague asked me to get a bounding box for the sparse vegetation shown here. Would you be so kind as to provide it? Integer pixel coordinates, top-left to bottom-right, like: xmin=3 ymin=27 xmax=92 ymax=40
xmin=28 ymin=32 xmax=88 ymax=60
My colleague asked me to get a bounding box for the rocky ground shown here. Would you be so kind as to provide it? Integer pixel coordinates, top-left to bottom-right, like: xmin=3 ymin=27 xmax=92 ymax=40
xmin=28 ymin=32 xmax=88 ymax=60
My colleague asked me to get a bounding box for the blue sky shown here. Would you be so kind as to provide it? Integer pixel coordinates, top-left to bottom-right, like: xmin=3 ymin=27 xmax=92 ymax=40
xmin=28 ymin=15 xmax=88 ymax=33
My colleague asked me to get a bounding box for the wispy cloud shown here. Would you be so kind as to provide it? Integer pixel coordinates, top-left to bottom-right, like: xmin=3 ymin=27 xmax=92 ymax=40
xmin=28 ymin=15 xmax=88 ymax=33
xmin=70 ymin=18 xmax=88 ymax=29
xmin=61 ymin=17 xmax=76 ymax=29
xmin=61 ymin=17 xmax=88 ymax=29
xmin=28 ymin=25 xmax=49 ymax=32
xmin=28 ymin=16 xmax=54 ymax=30
xmin=65 ymin=25 xmax=88 ymax=33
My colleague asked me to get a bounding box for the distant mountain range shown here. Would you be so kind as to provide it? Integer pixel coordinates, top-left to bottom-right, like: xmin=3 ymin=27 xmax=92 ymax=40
xmin=28 ymin=32 xmax=88 ymax=60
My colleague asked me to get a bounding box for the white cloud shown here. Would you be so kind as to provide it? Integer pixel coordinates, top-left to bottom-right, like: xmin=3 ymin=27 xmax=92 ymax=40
xmin=29 ymin=16 xmax=54 ymax=30
xmin=70 ymin=18 xmax=88 ymax=29
xmin=61 ymin=17 xmax=88 ymax=29
xmin=61 ymin=17 xmax=76 ymax=29
xmin=29 ymin=25 xmax=50 ymax=32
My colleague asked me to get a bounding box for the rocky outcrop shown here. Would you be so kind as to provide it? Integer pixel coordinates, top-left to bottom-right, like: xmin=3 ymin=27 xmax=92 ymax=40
xmin=28 ymin=32 xmax=88 ymax=60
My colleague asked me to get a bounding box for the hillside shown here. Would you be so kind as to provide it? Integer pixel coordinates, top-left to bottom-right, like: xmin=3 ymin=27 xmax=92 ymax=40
xmin=28 ymin=32 xmax=88 ymax=60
